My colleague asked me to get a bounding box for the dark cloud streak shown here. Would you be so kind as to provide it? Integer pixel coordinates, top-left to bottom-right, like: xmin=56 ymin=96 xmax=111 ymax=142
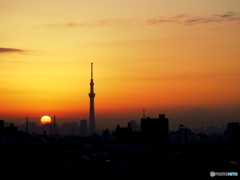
xmin=219 ymin=11 xmax=235 ymax=18
xmin=0 ymin=48 xmax=25 ymax=53
xmin=147 ymin=11 xmax=240 ymax=25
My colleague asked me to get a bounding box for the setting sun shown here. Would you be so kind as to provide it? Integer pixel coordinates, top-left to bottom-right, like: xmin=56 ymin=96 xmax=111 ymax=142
xmin=41 ymin=116 xmax=51 ymax=124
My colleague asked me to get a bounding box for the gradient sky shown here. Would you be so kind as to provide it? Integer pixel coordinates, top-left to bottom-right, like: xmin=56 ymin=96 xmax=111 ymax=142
xmin=1 ymin=0 xmax=240 ymax=129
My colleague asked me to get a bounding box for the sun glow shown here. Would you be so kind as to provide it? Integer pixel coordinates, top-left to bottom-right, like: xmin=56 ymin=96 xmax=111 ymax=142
xmin=41 ymin=116 xmax=51 ymax=124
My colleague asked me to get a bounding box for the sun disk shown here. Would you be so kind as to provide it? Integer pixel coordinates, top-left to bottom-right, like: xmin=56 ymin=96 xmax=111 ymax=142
xmin=41 ymin=115 xmax=51 ymax=124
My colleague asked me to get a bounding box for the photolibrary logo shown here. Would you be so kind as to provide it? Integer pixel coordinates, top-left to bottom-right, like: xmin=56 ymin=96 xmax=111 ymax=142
xmin=210 ymin=171 xmax=238 ymax=177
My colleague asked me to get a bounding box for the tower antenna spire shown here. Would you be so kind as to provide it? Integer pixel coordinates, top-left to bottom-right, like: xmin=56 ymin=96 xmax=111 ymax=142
xmin=91 ymin=62 xmax=93 ymax=79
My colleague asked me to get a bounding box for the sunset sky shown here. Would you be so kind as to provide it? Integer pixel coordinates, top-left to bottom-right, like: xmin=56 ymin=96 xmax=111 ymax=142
xmin=1 ymin=0 xmax=240 ymax=129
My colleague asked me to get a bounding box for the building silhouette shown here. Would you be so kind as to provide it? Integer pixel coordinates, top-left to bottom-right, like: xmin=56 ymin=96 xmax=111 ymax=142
xmin=80 ymin=119 xmax=88 ymax=136
xmin=59 ymin=122 xmax=77 ymax=136
xmin=130 ymin=120 xmax=139 ymax=131
xmin=40 ymin=123 xmax=52 ymax=136
xmin=5 ymin=123 xmax=24 ymax=138
xmin=224 ymin=122 xmax=240 ymax=146
xmin=69 ymin=122 xmax=78 ymax=136
xmin=141 ymin=114 xmax=169 ymax=147
xmin=0 ymin=120 xmax=4 ymax=136
xmin=169 ymin=124 xmax=196 ymax=146
xmin=115 ymin=123 xmax=133 ymax=143
xmin=103 ymin=128 xmax=111 ymax=141
xmin=88 ymin=62 xmax=96 ymax=135
xmin=25 ymin=116 xmax=28 ymax=133
xmin=52 ymin=116 xmax=59 ymax=136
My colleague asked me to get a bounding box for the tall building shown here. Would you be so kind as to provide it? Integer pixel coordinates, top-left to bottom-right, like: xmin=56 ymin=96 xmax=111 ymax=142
xmin=115 ymin=123 xmax=133 ymax=142
xmin=224 ymin=122 xmax=240 ymax=145
xmin=52 ymin=116 xmax=59 ymax=136
xmin=0 ymin=120 xmax=4 ymax=135
xmin=141 ymin=114 xmax=169 ymax=147
xmin=25 ymin=116 xmax=28 ymax=133
xmin=80 ymin=119 xmax=88 ymax=136
xmin=88 ymin=62 xmax=96 ymax=135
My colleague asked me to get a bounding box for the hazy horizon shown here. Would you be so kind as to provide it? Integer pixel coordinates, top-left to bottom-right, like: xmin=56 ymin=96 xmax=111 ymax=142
xmin=1 ymin=106 xmax=239 ymax=131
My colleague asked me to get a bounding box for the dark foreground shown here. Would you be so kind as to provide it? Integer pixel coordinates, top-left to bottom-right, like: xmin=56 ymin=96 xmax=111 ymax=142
xmin=0 ymin=138 xmax=239 ymax=176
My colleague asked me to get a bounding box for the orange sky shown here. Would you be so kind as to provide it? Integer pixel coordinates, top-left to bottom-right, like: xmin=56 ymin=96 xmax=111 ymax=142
xmin=1 ymin=0 xmax=240 ymax=128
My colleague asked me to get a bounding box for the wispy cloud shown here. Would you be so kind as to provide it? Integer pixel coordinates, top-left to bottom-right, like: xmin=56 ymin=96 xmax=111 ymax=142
xmin=0 ymin=48 xmax=25 ymax=53
xmin=43 ymin=19 xmax=136 ymax=29
xmin=42 ymin=12 xmax=240 ymax=28
xmin=43 ymin=23 xmax=84 ymax=28
xmin=132 ymin=72 xmax=240 ymax=82
xmin=147 ymin=11 xmax=240 ymax=25
xmin=100 ymin=19 xmax=135 ymax=25
xmin=215 ymin=11 xmax=236 ymax=18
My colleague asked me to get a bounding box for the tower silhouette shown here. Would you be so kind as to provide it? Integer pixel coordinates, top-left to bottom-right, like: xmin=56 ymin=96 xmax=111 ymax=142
xmin=88 ymin=62 xmax=96 ymax=135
